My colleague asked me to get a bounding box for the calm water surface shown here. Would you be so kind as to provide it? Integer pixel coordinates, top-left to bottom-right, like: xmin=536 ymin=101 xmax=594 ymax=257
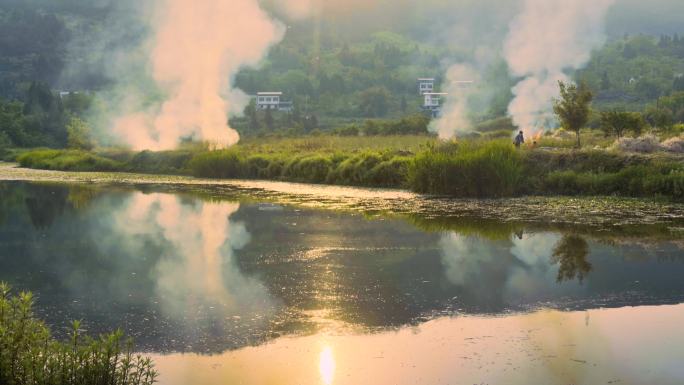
xmin=1 ymin=181 xmax=683 ymax=384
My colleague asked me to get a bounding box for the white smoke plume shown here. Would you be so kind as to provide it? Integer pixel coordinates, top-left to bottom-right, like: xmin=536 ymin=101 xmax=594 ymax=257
xmin=504 ymin=0 xmax=615 ymax=136
xmin=117 ymin=193 xmax=275 ymax=322
xmin=428 ymin=64 xmax=480 ymax=140
xmin=111 ymin=0 xmax=302 ymax=151
xmin=439 ymin=231 xmax=582 ymax=304
xmin=439 ymin=233 xmax=502 ymax=286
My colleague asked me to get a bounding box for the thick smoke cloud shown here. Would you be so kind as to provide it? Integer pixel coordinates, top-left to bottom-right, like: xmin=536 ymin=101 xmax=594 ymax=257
xmin=428 ymin=64 xmax=480 ymax=139
xmin=503 ymin=0 xmax=616 ymax=136
xmin=110 ymin=0 xmax=288 ymax=150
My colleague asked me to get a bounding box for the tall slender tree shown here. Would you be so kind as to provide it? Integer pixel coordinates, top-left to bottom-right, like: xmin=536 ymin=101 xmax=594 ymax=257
xmin=553 ymin=81 xmax=593 ymax=148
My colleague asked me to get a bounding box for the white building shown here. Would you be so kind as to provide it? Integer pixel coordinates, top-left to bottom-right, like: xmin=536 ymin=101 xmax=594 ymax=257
xmin=256 ymin=92 xmax=282 ymax=110
xmin=255 ymin=92 xmax=293 ymax=112
xmin=418 ymin=78 xmax=435 ymax=95
xmin=423 ymin=92 xmax=448 ymax=117
xmin=58 ymin=90 xmax=83 ymax=99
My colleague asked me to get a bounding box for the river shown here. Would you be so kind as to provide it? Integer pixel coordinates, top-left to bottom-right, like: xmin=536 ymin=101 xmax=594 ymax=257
xmin=1 ymin=164 xmax=683 ymax=384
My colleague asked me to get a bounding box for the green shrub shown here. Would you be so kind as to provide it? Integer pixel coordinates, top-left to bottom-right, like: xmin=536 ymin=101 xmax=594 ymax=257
xmin=126 ymin=150 xmax=194 ymax=174
xmin=542 ymin=165 xmax=684 ymax=199
xmin=244 ymin=155 xmax=273 ymax=178
xmin=365 ymin=156 xmax=411 ymax=187
xmin=326 ymin=152 xmax=384 ymax=185
xmin=17 ymin=150 xmax=120 ymax=171
xmin=264 ymin=158 xmax=286 ymax=179
xmin=283 ymin=155 xmax=333 ymax=183
xmin=187 ymin=150 xmax=245 ymax=178
xmin=0 ymin=283 xmax=157 ymax=385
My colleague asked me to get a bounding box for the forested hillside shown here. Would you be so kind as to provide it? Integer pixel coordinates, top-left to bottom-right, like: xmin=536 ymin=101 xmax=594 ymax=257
xmin=580 ymin=34 xmax=684 ymax=109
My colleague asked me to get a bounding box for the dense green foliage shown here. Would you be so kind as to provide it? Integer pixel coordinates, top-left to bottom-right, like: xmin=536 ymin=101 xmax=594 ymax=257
xmin=600 ymin=110 xmax=646 ymax=138
xmin=580 ymin=34 xmax=684 ymax=110
xmin=0 ymin=282 xmax=157 ymax=385
xmin=17 ymin=149 xmax=120 ymax=171
xmin=523 ymin=149 xmax=684 ymax=199
xmin=0 ymin=2 xmax=70 ymax=98
xmin=553 ymin=81 xmax=594 ymax=147
xmin=0 ymin=84 xmax=91 ymax=148
xmin=332 ymin=114 xmax=430 ymax=136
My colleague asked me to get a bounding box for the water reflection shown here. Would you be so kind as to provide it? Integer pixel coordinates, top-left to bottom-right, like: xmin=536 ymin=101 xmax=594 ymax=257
xmin=151 ymin=304 xmax=684 ymax=385
xmin=24 ymin=184 xmax=68 ymax=229
xmin=319 ymin=345 xmax=335 ymax=385
xmin=116 ymin=193 xmax=277 ymax=337
xmin=0 ymin=181 xmax=684 ymax=354
xmin=551 ymin=235 xmax=592 ymax=283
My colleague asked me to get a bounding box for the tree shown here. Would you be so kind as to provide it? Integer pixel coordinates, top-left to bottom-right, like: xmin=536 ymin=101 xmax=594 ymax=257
xmin=359 ymin=86 xmax=391 ymax=117
xmin=553 ymin=81 xmax=593 ymax=148
xmin=0 ymin=132 xmax=11 ymax=149
xmin=674 ymin=76 xmax=684 ymax=92
xmin=303 ymin=114 xmax=318 ymax=131
xmin=264 ymin=108 xmax=275 ymax=131
xmin=245 ymin=102 xmax=260 ymax=131
xmin=551 ymin=235 xmax=592 ymax=283
xmin=600 ymin=110 xmax=645 ymax=139
xmin=644 ymin=106 xmax=674 ymax=132
xmin=66 ymin=117 xmax=94 ymax=150
xmin=600 ymin=71 xmax=611 ymax=90
xmin=400 ymin=95 xmax=407 ymax=113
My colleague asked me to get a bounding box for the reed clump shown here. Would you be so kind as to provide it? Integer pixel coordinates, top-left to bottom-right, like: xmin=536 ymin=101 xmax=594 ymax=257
xmin=408 ymin=140 xmax=523 ymax=197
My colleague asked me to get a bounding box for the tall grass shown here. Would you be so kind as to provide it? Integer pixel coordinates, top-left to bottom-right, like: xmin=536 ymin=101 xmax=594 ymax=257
xmin=0 ymin=283 xmax=157 ymax=385
xmin=187 ymin=149 xmax=411 ymax=187
xmin=17 ymin=150 xmax=121 ymax=172
xmin=408 ymin=140 xmax=523 ymax=197
xmin=542 ymin=166 xmax=684 ymax=199
xmin=9 ymin=135 xmax=684 ymax=200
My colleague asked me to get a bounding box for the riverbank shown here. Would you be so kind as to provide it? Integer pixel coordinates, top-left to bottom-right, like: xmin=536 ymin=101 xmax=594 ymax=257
xmin=7 ymin=137 xmax=684 ymax=200
xmin=2 ymin=162 xmax=684 ymax=230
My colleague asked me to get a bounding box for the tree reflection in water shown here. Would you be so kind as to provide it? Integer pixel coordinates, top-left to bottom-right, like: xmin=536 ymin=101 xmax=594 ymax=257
xmin=551 ymin=235 xmax=592 ymax=283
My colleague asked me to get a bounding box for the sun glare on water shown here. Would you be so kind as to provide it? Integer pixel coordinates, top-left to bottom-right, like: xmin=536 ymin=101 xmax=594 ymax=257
xmin=319 ymin=346 xmax=336 ymax=385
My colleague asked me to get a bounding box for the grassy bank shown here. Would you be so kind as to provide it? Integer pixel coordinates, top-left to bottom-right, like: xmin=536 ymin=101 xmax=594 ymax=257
xmin=0 ymin=283 xmax=156 ymax=385
xmin=11 ymin=135 xmax=684 ymax=200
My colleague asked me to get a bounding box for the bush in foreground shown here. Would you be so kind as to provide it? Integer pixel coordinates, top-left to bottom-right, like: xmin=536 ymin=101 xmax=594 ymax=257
xmin=0 ymin=283 xmax=157 ymax=385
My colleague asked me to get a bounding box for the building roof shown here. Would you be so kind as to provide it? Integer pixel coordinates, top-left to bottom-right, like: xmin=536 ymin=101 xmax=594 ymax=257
xmin=257 ymin=92 xmax=283 ymax=96
xmin=424 ymin=92 xmax=448 ymax=96
xmin=418 ymin=78 xmax=435 ymax=81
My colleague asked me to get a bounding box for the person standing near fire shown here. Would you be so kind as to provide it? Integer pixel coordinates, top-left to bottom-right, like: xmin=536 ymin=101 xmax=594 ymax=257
xmin=514 ymin=130 xmax=525 ymax=148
